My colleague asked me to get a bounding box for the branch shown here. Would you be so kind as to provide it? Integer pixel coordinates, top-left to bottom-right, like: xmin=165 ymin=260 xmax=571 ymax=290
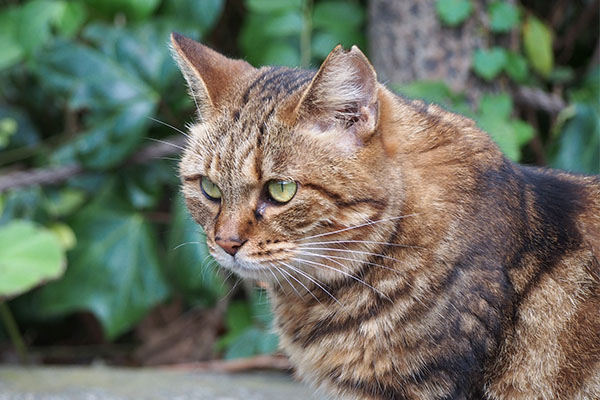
xmin=513 ymin=86 xmax=567 ymax=114
xmin=0 ymin=136 xmax=186 ymax=193
xmin=169 ymin=354 xmax=292 ymax=372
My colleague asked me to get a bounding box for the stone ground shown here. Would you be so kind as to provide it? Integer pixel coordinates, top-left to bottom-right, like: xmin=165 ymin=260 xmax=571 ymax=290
xmin=0 ymin=366 xmax=322 ymax=400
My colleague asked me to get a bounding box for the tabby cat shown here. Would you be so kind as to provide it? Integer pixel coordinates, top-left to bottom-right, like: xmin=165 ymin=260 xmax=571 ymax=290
xmin=170 ymin=33 xmax=600 ymax=400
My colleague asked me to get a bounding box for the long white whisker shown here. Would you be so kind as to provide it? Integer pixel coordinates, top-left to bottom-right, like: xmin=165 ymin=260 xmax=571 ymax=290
xmin=266 ymin=265 xmax=285 ymax=293
xmin=147 ymin=116 xmax=190 ymax=138
xmin=298 ymin=239 xmax=424 ymax=250
xmin=279 ymin=261 xmax=341 ymax=306
xmin=294 ymin=247 xmax=406 ymax=264
xmin=173 ymin=241 xmax=202 ymax=250
xmin=290 ymin=257 xmax=390 ymax=300
xmin=292 ymin=250 xmax=401 ymax=274
xmin=297 ymin=214 xmax=419 ymax=242
xmin=270 ymin=263 xmax=302 ymax=299
xmin=146 ymin=137 xmax=185 ymax=151
xmin=276 ymin=263 xmax=322 ymax=304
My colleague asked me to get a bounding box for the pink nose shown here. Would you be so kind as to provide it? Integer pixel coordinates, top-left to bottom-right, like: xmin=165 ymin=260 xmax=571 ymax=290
xmin=215 ymin=237 xmax=246 ymax=256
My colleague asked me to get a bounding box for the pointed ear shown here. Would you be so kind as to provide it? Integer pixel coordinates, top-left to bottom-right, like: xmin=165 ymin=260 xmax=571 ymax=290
xmin=294 ymin=45 xmax=379 ymax=141
xmin=170 ymin=33 xmax=254 ymax=119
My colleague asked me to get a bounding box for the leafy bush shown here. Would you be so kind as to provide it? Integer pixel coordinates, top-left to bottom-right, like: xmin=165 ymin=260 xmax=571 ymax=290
xmin=0 ymin=0 xmax=597 ymax=363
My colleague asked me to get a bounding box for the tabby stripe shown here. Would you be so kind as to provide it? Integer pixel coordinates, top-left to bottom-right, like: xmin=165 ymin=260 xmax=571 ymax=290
xmin=240 ymin=68 xmax=279 ymax=107
xmin=303 ymin=182 xmax=388 ymax=210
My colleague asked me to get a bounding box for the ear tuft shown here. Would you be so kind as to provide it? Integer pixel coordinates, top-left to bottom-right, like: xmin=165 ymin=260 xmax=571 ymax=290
xmin=170 ymin=33 xmax=254 ymax=119
xmin=294 ymin=45 xmax=379 ymax=140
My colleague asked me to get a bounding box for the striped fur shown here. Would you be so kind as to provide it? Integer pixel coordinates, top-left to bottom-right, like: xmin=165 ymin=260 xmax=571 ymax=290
xmin=171 ymin=33 xmax=600 ymax=399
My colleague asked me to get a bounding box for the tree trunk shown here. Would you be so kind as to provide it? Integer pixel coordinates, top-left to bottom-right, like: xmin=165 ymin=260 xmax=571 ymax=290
xmin=367 ymin=0 xmax=505 ymax=100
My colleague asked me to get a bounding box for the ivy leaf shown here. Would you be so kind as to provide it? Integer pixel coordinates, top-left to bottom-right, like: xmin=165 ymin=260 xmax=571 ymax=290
xmin=82 ymin=0 xmax=160 ymax=20
xmin=477 ymin=114 xmax=520 ymax=161
xmin=0 ymin=7 xmax=24 ymax=70
xmin=489 ymin=1 xmax=520 ymax=33
xmin=15 ymin=193 xmax=170 ymax=339
xmin=549 ymin=104 xmax=599 ymax=174
xmin=436 ymin=0 xmax=473 ymax=27
xmin=504 ymin=51 xmax=529 ymax=82
xmin=479 ymin=93 xmax=513 ymax=121
xmin=0 ymin=221 xmax=66 ymax=299
xmin=523 ymin=15 xmax=553 ymax=78
xmin=473 ymin=47 xmax=507 ymax=80
xmin=246 ymin=0 xmax=303 ymax=14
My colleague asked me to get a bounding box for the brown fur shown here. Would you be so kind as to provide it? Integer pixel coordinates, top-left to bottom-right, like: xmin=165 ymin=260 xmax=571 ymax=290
xmin=171 ymin=33 xmax=600 ymax=400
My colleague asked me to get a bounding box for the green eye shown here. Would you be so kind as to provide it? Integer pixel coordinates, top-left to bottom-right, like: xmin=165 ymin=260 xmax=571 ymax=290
xmin=267 ymin=180 xmax=297 ymax=204
xmin=200 ymin=177 xmax=221 ymax=201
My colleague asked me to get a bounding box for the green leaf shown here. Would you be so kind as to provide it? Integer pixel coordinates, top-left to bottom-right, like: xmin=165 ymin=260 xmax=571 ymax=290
xmin=0 ymin=118 xmax=17 ymax=149
xmin=488 ymin=1 xmax=519 ymax=32
xmin=0 ymin=7 xmax=24 ymax=70
xmin=43 ymin=188 xmax=87 ymax=218
xmin=548 ymin=104 xmax=599 ymax=174
xmin=54 ymin=2 xmax=88 ymax=37
xmin=167 ymin=195 xmax=225 ymax=306
xmin=17 ymin=0 xmax=65 ymax=55
xmin=261 ymin=41 xmax=301 ymax=67
xmin=522 ymin=15 xmax=553 ymax=78
xmin=510 ymin=119 xmax=534 ymax=146
xmin=246 ymin=0 xmax=303 ymax=14
xmin=313 ymin=1 xmax=364 ymax=30
xmin=473 ymin=47 xmax=507 ymax=81
xmin=504 ymin=51 xmax=528 ymax=82
xmin=16 ymin=195 xmax=170 ymax=339
xmin=263 ymin=11 xmax=303 ymax=37
xmin=83 ymin=0 xmax=160 ymax=20
xmin=479 ymin=93 xmax=513 ymax=121
xmin=477 ymin=114 xmax=520 ymax=161
xmin=35 ymin=26 xmax=172 ymax=168
xmin=0 ymin=221 xmax=65 ymax=299
xmin=163 ymin=0 xmax=224 ymax=35
xmin=435 ymin=0 xmax=473 ymax=26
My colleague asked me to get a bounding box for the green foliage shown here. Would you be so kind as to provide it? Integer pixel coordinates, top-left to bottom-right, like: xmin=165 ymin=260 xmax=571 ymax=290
xmin=394 ymin=83 xmax=533 ymax=161
xmin=218 ymin=290 xmax=279 ymax=359
xmin=241 ymin=0 xmax=365 ymax=67
xmin=522 ymin=15 xmax=553 ymax=78
xmin=488 ymin=2 xmax=519 ymax=33
xmin=473 ymin=47 xmax=507 ymax=81
xmin=435 ymin=0 xmax=473 ymax=27
xmin=15 ymin=187 xmax=170 ymax=339
xmin=0 ymin=221 xmax=66 ymax=299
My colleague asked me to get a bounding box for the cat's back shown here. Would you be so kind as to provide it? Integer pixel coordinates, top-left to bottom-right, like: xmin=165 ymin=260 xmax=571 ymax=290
xmin=485 ymin=165 xmax=600 ymax=399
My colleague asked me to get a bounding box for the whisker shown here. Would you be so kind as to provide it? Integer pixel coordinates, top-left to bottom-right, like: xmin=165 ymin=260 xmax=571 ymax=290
xmin=146 ymin=137 xmax=186 ymax=151
xmin=173 ymin=241 xmax=202 ymax=250
xmin=275 ymin=262 xmax=322 ymax=304
xmin=147 ymin=116 xmax=190 ymax=138
xmin=298 ymin=239 xmax=424 ymax=250
xmin=270 ymin=263 xmax=303 ymax=300
xmin=266 ymin=266 xmax=286 ymax=294
xmin=292 ymin=250 xmax=401 ymax=274
xmin=297 ymin=214 xmax=419 ymax=242
xmin=279 ymin=261 xmax=341 ymax=306
xmin=294 ymin=247 xmax=406 ymax=264
xmin=290 ymin=256 xmax=390 ymax=301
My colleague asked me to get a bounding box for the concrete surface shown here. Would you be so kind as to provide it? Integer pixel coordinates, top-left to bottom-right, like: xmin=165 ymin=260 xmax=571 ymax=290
xmin=0 ymin=366 xmax=322 ymax=400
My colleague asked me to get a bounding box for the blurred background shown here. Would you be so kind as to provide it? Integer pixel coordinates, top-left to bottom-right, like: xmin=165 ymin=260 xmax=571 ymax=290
xmin=0 ymin=0 xmax=598 ymax=369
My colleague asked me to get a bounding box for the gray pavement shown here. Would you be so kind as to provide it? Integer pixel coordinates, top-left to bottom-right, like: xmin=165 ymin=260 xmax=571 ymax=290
xmin=0 ymin=366 xmax=322 ymax=400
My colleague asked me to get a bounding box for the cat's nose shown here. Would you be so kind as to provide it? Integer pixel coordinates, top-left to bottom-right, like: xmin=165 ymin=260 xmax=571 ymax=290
xmin=215 ymin=237 xmax=246 ymax=256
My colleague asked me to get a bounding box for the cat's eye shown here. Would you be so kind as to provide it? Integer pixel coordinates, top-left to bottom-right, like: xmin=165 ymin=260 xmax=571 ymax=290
xmin=267 ymin=180 xmax=297 ymax=204
xmin=200 ymin=177 xmax=222 ymax=201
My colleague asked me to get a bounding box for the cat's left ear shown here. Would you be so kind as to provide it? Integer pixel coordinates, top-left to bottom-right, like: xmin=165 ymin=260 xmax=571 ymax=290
xmin=291 ymin=45 xmax=379 ymax=142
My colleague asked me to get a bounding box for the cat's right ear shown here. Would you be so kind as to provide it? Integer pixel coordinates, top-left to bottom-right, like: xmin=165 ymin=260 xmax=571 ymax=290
xmin=170 ymin=33 xmax=254 ymax=119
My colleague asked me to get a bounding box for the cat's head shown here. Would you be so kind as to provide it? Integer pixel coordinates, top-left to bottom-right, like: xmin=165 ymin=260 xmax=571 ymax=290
xmin=171 ymin=33 xmax=403 ymax=283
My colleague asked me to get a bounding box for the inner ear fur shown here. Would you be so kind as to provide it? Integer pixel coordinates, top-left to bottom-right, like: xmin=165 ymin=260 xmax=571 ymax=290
xmin=170 ymin=33 xmax=254 ymax=119
xmin=293 ymin=45 xmax=380 ymax=140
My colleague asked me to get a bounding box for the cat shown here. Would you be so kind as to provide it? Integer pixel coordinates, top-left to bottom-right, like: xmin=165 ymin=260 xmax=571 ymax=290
xmin=170 ymin=32 xmax=600 ymax=400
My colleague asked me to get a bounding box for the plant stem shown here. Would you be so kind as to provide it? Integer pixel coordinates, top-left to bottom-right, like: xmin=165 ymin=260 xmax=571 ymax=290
xmin=300 ymin=0 xmax=313 ymax=68
xmin=0 ymin=301 xmax=28 ymax=363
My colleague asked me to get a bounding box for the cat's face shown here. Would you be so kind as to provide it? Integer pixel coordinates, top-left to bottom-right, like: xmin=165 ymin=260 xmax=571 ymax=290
xmin=172 ymin=34 xmax=398 ymax=283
